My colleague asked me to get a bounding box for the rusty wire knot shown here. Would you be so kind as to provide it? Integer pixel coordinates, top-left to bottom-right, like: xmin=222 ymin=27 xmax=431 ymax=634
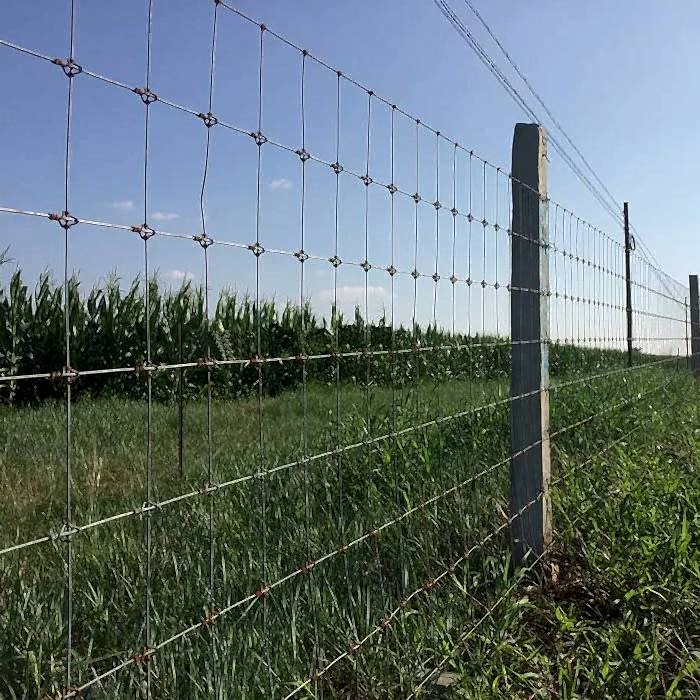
xmin=134 ymin=361 xmax=155 ymax=377
xmin=199 ymin=481 xmax=218 ymax=496
xmin=330 ymin=161 xmax=343 ymax=175
xmin=52 ymin=57 xmax=82 ymax=78
xmin=301 ymin=560 xmax=316 ymax=574
xmin=201 ymin=608 xmax=221 ymax=627
xmin=49 ymin=365 xmax=79 ymax=383
xmin=131 ymin=223 xmax=155 ymax=240
xmin=255 ymin=583 xmax=270 ymax=599
xmin=197 ymin=111 xmax=218 ymax=128
xmin=380 ymin=614 xmax=394 ymax=630
xmin=49 ymin=211 xmax=79 ymax=230
xmin=132 ymin=645 xmax=154 ymax=665
xmin=194 ymin=234 xmax=213 ymax=249
xmin=423 ymin=579 xmax=436 ymax=593
xmin=347 ymin=640 xmax=361 ymax=656
xmin=133 ymin=86 xmax=158 ymax=104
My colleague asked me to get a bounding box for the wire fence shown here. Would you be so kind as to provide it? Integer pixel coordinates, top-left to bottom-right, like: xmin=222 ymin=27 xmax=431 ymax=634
xmin=0 ymin=2 xmax=696 ymax=698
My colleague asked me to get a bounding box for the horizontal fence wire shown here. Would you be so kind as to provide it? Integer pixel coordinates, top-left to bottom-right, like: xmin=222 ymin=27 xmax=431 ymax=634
xmin=0 ymin=2 xmax=695 ymax=699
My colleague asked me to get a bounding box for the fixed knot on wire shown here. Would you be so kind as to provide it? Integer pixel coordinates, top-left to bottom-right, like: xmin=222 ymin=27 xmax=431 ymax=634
xmin=330 ymin=161 xmax=343 ymax=175
xmin=451 ymin=207 xmax=459 ymax=217
xmin=301 ymin=559 xmax=316 ymax=574
xmin=361 ymin=174 xmax=372 ymax=187
xmin=412 ymin=192 xmax=421 ymax=204
xmin=329 ymin=255 xmax=342 ymax=268
xmin=467 ymin=213 xmax=474 ymax=223
xmin=432 ymin=273 xmax=440 ymax=283
xmin=49 ymin=522 xmax=78 ymax=543
xmin=361 ymin=260 xmax=371 ymax=272
xmin=387 ymin=183 xmax=397 ymax=195
xmin=49 ymin=211 xmax=79 ymax=230
xmin=52 ymin=57 xmax=82 ymax=78
xmin=423 ymin=579 xmax=436 ymax=593
xmin=449 ymin=274 xmax=458 ymax=285
xmin=255 ymin=583 xmax=270 ymax=599
xmin=49 ymin=365 xmax=79 ymax=384
xmin=386 ymin=265 xmax=397 ymax=277
xmin=248 ymin=242 xmax=265 ymax=257
xmin=411 ymin=269 xmax=420 ymax=280
xmin=433 ymin=200 xmax=441 ymax=211
xmin=294 ymin=249 xmax=309 ymax=263
xmin=201 ymin=608 xmax=221 ymax=627
xmin=132 ymin=646 xmax=154 ymax=666
xmin=296 ymin=148 xmax=311 ymax=162
xmin=197 ymin=111 xmax=218 ymax=128
xmin=380 ymin=614 xmax=394 ymax=630
xmin=199 ymin=481 xmax=218 ymax=496
xmin=251 ymin=131 xmax=267 ymax=146
xmin=131 ymin=223 xmax=155 ymax=241
xmin=194 ymin=234 xmax=213 ymax=249
xmin=133 ymin=86 xmax=158 ymax=104
xmin=134 ymin=361 xmax=156 ymax=377
xmin=59 ymin=687 xmax=81 ymax=699
xmin=347 ymin=640 xmax=361 ymax=657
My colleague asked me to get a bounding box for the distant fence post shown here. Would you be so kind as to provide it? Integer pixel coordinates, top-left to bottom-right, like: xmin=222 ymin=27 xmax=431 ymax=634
xmin=623 ymin=202 xmax=634 ymax=367
xmin=510 ymin=123 xmax=552 ymax=566
xmin=690 ymin=275 xmax=700 ymax=378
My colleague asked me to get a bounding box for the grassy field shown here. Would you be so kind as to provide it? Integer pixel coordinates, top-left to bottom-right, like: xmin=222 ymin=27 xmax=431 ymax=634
xmin=0 ymin=361 xmax=697 ymax=698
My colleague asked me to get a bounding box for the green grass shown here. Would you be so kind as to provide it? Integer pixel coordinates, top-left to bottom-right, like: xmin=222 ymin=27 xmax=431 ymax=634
xmin=0 ymin=362 xmax=697 ymax=698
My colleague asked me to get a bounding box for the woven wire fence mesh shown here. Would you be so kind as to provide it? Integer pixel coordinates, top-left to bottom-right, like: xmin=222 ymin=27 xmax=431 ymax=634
xmin=0 ymin=2 xmax=694 ymax=698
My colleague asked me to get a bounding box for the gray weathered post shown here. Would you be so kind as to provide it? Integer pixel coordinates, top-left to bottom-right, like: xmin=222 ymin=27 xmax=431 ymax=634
xmin=510 ymin=123 xmax=552 ymax=566
xmin=690 ymin=275 xmax=700 ymax=378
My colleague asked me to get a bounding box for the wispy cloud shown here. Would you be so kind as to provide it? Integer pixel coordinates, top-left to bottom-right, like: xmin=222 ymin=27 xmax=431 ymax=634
xmin=166 ymin=269 xmax=194 ymax=282
xmin=111 ymin=199 xmax=135 ymax=211
xmin=269 ymin=178 xmax=292 ymax=191
xmin=152 ymin=211 xmax=180 ymax=222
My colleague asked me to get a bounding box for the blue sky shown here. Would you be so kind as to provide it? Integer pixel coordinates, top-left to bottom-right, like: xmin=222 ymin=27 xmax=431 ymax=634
xmin=0 ymin=0 xmax=697 ymax=339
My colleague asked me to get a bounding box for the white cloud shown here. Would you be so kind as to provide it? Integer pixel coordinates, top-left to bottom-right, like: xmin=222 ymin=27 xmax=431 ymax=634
xmin=111 ymin=199 xmax=135 ymax=211
xmin=316 ymin=285 xmax=387 ymax=307
xmin=152 ymin=211 xmax=180 ymax=222
xmin=166 ymin=269 xmax=194 ymax=282
xmin=269 ymin=178 xmax=292 ymax=191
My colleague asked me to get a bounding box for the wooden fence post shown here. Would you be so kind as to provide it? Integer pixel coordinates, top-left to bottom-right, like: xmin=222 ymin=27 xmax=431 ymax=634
xmin=510 ymin=123 xmax=552 ymax=566
xmin=690 ymin=275 xmax=700 ymax=378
